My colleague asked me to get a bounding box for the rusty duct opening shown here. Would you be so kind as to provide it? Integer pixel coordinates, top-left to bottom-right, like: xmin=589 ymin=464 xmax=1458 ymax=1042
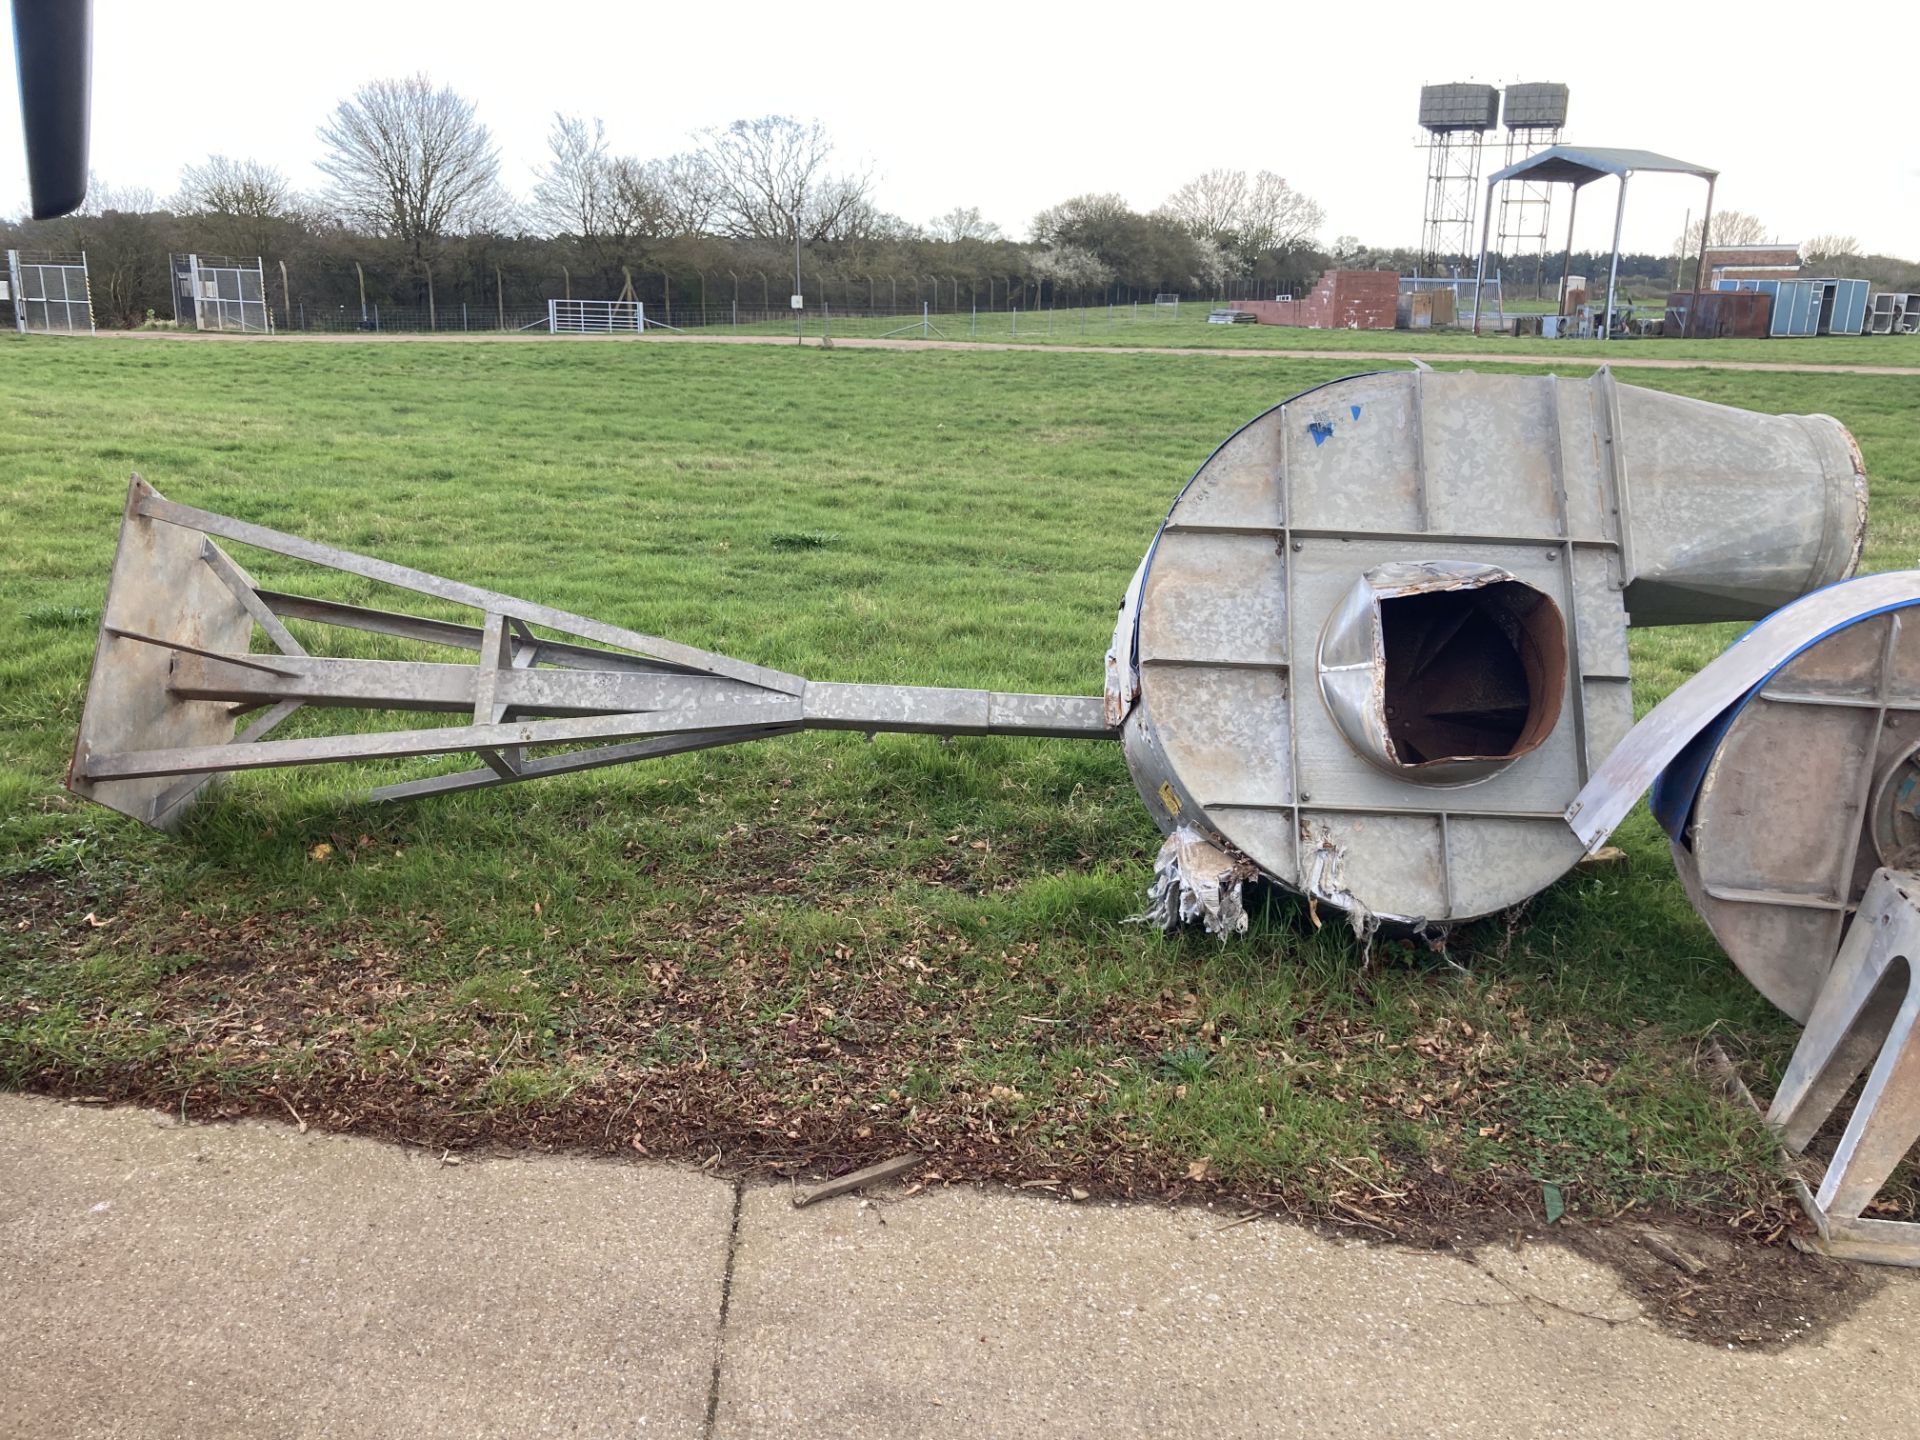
xmin=1380 ymin=581 xmax=1566 ymax=766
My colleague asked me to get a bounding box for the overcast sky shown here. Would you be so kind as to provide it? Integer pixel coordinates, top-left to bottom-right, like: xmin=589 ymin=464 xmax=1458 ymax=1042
xmin=4 ymin=0 xmax=1914 ymax=258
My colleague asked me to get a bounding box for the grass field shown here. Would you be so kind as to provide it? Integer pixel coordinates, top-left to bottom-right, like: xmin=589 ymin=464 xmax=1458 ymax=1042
xmin=3 ymin=334 xmax=1916 ymax=1242
xmin=690 ymin=302 xmax=1919 ymax=367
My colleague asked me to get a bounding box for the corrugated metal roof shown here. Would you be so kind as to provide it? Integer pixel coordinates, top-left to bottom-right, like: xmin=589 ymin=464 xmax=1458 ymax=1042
xmin=1487 ymin=144 xmax=1718 ymax=187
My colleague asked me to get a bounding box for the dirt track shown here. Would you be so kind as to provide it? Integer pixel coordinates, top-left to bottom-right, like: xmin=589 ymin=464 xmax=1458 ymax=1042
xmin=95 ymin=326 xmax=1920 ymax=376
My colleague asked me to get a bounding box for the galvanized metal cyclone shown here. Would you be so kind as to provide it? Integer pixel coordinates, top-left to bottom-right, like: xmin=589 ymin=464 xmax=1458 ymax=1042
xmin=1670 ymin=606 xmax=1920 ymax=1021
xmin=1106 ymin=368 xmax=1868 ymax=928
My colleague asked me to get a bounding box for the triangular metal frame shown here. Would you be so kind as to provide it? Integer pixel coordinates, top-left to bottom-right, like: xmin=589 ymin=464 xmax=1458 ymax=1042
xmin=68 ymin=478 xmax=1110 ymax=829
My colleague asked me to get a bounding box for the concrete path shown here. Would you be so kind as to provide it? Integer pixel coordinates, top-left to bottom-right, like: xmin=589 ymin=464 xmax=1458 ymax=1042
xmin=101 ymin=327 xmax=1920 ymax=376
xmin=4 ymin=1092 xmax=1918 ymax=1439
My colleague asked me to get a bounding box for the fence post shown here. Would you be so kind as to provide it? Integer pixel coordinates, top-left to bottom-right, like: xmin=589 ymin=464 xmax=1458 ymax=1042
xmin=462 ymin=302 xmax=468 ymax=331
xmin=971 ymin=303 xmax=977 ymax=337
xmin=278 ymin=259 xmax=291 ymax=329
xmin=495 ymin=266 xmax=504 ymax=330
xmin=373 ymin=303 xmax=380 ymax=332
xmin=732 ymin=299 xmax=737 ymax=331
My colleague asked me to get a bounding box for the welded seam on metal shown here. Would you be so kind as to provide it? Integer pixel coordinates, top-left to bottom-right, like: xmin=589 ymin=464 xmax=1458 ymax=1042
xmin=103 ymin=627 xmax=298 ymax=677
xmin=1809 ymin=613 xmax=1900 ymax=907
xmin=145 ymin=699 xmax=304 ymax=827
xmin=472 ymin=613 xmax=521 ymax=778
xmin=132 ymin=486 xmax=804 ymax=695
xmin=1594 ymin=368 xmax=1636 ymax=589
xmin=1543 ymin=377 xmax=1593 ymax=786
xmin=198 ymin=539 xmax=307 ymax=658
xmin=1410 ymin=368 xmax=1431 ymax=532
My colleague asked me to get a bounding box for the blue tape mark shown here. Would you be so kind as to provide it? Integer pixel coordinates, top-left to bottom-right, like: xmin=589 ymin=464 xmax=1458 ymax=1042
xmin=1350 ymin=405 xmax=1362 ymax=421
xmin=1128 ymin=371 xmax=1394 ymax=671
xmin=1309 ymin=422 xmax=1333 ymax=447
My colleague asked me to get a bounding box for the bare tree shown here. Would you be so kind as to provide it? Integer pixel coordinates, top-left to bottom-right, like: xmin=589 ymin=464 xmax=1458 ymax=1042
xmin=530 ymin=114 xmax=611 ymax=240
xmin=696 ymin=116 xmax=870 ymax=243
xmin=74 ymin=177 xmax=156 ymax=216
xmin=1803 ymin=234 xmax=1861 ymax=262
xmin=170 ymin=155 xmax=298 ymax=257
xmin=172 ymin=155 xmax=293 ymax=221
xmin=1238 ymin=172 xmax=1324 ymax=256
xmin=929 ymin=205 xmax=1002 ymax=243
xmin=641 ymin=153 xmax=722 ymax=237
xmin=1162 ymin=169 xmax=1247 ymax=242
xmin=316 ymin=75 xmax=504 ymax=265
xmin=1677 ymin=209 xmax=1770 ymax=253
xmin=1162 ymin=168 xmax=1323 ymax=267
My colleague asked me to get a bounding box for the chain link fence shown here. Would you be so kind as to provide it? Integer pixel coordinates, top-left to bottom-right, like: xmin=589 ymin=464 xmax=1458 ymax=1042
xmin=265 ymin=295 xmax=1253 ymax=338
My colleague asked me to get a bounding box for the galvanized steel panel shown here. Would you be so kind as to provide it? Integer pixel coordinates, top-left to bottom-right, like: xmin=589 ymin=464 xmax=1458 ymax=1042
xmin=1138 ymin=531 xmax=1287 ymax=667
xmin=1167 ymin=409 xmax=1284 ymax=531
xmin=1282 ymin=373 xmax=1424 ymax=534
xmin=1206 ymin=806 xmax=1300 ymax=888
xmin=1301 ymin=810 xmax=1449 ymax=920
xmin=1419 ymin=373 xmax=1562 ymax=539
xmin=1135 ymin=665 xmax=1293 ymax=810
xmin=1445 ymin=817 xmax=1586 ymax=918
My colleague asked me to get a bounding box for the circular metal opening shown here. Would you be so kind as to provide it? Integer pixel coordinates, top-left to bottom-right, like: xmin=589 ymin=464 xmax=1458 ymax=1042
xmin=1871 ymin=741 xmax=1920 ymax=871
xmin=1318 ymin=563 xmax=1567 ymax=786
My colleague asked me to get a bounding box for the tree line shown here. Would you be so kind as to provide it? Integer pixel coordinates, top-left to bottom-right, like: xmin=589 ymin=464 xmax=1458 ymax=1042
xmin=5 ymin=73 xmax=1910 ymax=328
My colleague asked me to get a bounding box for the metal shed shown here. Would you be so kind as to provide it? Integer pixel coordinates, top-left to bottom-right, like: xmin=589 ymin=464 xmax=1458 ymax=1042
xmin=1717 ymin=277 xmax=1869 ymax=337
xmin=1471 ymin=145 xmax=1719 ymax=340
xmin=1666 ymin=287 xmax=1772 ymax=339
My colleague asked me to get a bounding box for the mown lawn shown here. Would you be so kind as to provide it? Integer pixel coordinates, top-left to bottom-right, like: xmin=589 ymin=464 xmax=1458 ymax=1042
xmin=698 ymin=302 xmax=1918 ymax=366
xmin=2 ymin=335 xmax=1915 ymax=1237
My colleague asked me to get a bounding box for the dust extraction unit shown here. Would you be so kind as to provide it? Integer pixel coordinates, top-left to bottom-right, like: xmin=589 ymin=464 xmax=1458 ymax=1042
xmin=68 ymin=367 xmax=1867 ymax=935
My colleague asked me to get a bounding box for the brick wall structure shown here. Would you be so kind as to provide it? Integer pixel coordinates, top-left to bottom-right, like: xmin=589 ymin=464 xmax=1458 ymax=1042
xmin=1699 ymin=245 xmax=1801 ymax=290
xmin=1231 ymin=270 xmax=1400 ymax=330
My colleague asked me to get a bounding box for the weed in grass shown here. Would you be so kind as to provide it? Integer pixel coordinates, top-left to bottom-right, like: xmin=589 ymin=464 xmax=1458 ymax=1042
xmin=20 ymin=603 xmax=97 ymax=630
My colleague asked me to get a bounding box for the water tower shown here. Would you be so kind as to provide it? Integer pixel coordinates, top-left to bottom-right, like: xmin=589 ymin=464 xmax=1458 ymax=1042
xmin=1418 ymin=83 xmax=1500 ymax=273
xmin=1495 ymin=83 xmax=1571 ymax=295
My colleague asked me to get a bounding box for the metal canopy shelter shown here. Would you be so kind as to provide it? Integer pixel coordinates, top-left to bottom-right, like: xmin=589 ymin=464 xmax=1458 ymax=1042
xmin=1471 ymin=144 xmax=1718 ymax=340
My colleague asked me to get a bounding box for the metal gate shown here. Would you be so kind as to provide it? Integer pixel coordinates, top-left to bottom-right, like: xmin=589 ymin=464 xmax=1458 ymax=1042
xmin=5 ymin=250 xmax=94 ymax=334
xmin=170 ymin=254 xmax=271 ymax=332
xmin=548 ymin=299 xmax=643 ymax=333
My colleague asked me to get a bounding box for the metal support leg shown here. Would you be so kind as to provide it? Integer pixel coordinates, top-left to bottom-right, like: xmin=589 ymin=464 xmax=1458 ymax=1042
xmin=1767 ymin=868 xmax=1920 ymax=1266
xmin=473 ymin=613 xmax=521 ymax=778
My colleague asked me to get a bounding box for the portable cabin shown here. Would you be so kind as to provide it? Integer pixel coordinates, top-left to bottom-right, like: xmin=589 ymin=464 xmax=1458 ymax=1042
xmin=1717 ymin=277 xmax=1869 ymax=336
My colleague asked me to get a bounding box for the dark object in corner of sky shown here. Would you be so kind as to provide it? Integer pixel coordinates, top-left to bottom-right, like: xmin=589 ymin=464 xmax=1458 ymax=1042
xmin=10 ymin=0 xmax=92 ymax=219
